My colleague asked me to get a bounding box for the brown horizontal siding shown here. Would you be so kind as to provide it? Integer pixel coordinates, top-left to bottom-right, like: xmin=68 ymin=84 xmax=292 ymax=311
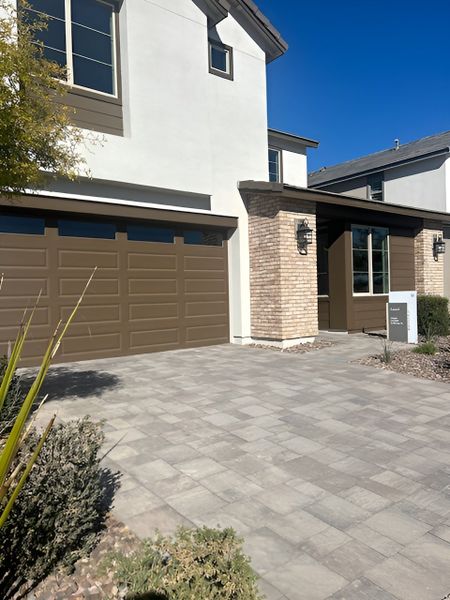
xmin=350 ymin=296 xmax=387 ymax=331
xmin=318 ymin=298 xmax=330 ymax=329
xmin=57 ymin=89 xmax=124 ymax=136
xmin=390 ymin=233 xmax=415 ymax=291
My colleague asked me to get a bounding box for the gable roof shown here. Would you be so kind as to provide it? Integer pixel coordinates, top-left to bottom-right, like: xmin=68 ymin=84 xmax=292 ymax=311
xmin=203 ymin=0 xmax=288 ymax=62
xmin=309 ymin=130 xmax=450 ymax=188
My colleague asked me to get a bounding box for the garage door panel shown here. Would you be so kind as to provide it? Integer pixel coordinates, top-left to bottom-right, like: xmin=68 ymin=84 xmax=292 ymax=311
xmin=128 ymin=317 xmax=180 ymax=331
xmin=185 ymin=324 xmax=229 ymax=344
xmin=184 ymin=255 xmax=225 ymax=272
xmin=184 ymin=278 xmax=226 ymax=293
xmin=0 ymin=247 xmax=48 ymax=267
xmin=0 ymin=307 xmax=50 ymax=327
xmin=60 ymin=304 xmax=121 ymax=323
xmin=128 ymin=253 xmax=176 ymax=270
xmin=0 ymin=278 xmax=49 ymax=298
xmin=62 ymin=332 xmax=122 ymax=355
xmin=60 ymin=278 xmax=120 ymax=297
xmin=58 ymin=249 xmax=119 ymax=269
xmin=129 ymin=303 xmax=178 ymax=320
xmin=130 ymin=328 xmax=179 ymax=350
xmin=128 ymin=279 xmax=178 ymax=296
xmin=185 ymin=301 xmax=227 ymax=317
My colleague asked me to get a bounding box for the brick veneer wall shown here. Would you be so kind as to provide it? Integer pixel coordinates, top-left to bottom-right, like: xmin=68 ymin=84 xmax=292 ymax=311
xmin=247 ymin=195 xmax=318 ymax=343
xmin=415 ymin=220 xmax=444 ymax=296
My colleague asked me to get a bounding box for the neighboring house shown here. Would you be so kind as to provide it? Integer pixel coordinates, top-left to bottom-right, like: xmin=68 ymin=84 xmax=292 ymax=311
xmin=0 ymin=1 xmax=449 ymax=364
xmin=309 ymin=131 xmax=450 ymax=298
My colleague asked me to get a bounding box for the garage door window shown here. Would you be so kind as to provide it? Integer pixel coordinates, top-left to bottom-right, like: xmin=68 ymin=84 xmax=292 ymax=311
xmin=127 ymin=224 xmax=174 ymax=243
xmin=58 ymin=219 xmax=116 ymax=239
xmin=184 ymin=230 xmax=223 ymax=246
xmin=0 ymin=214 xmax=45 ymax=235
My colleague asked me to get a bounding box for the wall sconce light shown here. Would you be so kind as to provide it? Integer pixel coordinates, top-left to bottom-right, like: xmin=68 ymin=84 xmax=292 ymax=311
xmin=433 ymin=235 xmax=446 ymax=261
xmin=296 ymin=219 xmax=313 ymax=255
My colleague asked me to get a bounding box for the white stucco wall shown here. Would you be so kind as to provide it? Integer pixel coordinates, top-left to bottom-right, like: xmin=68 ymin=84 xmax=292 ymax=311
xmin=383 ymin=155 xmax=447 ymax=211
xmin=281 ymin=149 xmax=308 ymax=188
xmin=38 ymin=0 xmax=271 ymax=343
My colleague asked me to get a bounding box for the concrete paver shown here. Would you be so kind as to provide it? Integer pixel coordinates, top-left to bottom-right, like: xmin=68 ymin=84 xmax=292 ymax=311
xmin=35 ymin=333 xmax=450 ymax=599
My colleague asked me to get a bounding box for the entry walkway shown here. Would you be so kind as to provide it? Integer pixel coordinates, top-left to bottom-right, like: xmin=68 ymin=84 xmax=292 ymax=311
xmin=38 ymin=335 xmax=450 ymax=600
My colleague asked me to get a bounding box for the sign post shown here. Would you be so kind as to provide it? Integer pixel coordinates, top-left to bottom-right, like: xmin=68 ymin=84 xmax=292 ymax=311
xmin=387 ymin=291 xmax=418 ymax=344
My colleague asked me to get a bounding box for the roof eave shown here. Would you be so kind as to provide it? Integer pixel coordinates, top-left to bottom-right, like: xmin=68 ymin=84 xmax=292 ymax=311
xmin=268 ymin=128 xmax=320 ymax=149
xmin=239 ymin=180 xmax=450 ymax=223
xmin=228 ymin=0 xmax=288 ymax=62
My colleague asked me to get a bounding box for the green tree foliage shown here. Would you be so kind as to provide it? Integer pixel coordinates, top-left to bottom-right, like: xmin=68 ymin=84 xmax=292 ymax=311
xmin=0 ymin=0 xmax=85 ymax=195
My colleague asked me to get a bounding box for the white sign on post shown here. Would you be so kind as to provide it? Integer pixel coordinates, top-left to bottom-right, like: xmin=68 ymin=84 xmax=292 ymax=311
xmin=388 ymin=291 xmax=418 ymax=344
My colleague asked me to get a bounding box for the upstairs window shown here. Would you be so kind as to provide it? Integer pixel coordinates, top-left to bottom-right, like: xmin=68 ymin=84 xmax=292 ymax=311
xmin=25 ymin=0 xmax=117 ymax=96
xmin=268 ymin=148 xmax=281 ymax=183
xmin=368 ymin=173 xmax=384 ymax=202
xmin=209 ymin=40 xmax=233 ymax=80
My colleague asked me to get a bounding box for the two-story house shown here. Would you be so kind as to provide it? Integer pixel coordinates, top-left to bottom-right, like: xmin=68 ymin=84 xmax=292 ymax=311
xmin=309 ymin=131 xmax=450 ymax=298
xmin=1 ymin=1 xmax=449 ymax=364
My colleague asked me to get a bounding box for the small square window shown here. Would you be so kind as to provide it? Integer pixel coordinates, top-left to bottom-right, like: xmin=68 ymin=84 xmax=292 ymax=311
xmin=209 ymin=40 xmax=233 ymax=80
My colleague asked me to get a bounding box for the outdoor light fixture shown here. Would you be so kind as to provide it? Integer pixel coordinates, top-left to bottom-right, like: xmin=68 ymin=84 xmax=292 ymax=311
xmin=433 ymin=235 xmax=446 ymax=261
xmin=296 ymin=219 xmax=313 ymax=255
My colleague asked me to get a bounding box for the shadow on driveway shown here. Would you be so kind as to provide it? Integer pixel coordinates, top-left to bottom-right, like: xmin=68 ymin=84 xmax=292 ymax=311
xmin=20 ymin=367 xmax=121 ymax=402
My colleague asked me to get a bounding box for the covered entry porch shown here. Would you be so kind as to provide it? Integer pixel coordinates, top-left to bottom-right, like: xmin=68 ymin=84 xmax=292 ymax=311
xmin=240 ymin=181 xmax=447 ymax=345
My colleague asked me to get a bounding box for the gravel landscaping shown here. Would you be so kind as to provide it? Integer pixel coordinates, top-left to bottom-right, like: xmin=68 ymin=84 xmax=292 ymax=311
xmin=249 ymin=338 xmax=335 ymax=353
xmin=359 ymin=336 xmax=450 ymax=382
xmin=28 ymin=518 xmax=140 ymax=600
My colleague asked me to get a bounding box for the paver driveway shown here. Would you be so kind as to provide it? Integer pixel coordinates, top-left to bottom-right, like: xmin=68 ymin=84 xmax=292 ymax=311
xmin=37 ymin=335 xmax=450 ymax=600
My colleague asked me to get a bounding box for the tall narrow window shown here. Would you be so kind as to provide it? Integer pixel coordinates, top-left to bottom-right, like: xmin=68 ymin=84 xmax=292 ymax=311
xmin=352 ymin=226 xmax=389 ymax=295
xmin=317 ymin=225 xmax=329 ymax=296
xmin=268 ymin=148 xmax=281 ymax=183
xmin=368 ymin=173 xmax=384 ymax=201
xmin=25 ymin=0 xmax=117 ymax=96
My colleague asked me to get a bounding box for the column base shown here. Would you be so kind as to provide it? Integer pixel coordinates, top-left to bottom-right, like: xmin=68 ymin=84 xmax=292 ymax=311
xmin=251 ymin=336 xmax=316 ymax=349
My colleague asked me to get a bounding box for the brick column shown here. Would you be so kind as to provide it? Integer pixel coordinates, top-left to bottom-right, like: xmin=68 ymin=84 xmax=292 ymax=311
xmin=414 ymin=220 xmax=444 ymax=295
xmin=248 ymin=195 xmax=318 ymax=347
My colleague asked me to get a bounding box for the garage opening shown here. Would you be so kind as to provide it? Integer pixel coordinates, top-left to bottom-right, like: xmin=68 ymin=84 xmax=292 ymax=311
xmin=0 ymin=210 xmax=231 ymax=366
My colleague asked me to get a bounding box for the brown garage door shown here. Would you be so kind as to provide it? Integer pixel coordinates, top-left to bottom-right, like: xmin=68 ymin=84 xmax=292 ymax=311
xmin=0 ymin=213 xmax=230 ymax=366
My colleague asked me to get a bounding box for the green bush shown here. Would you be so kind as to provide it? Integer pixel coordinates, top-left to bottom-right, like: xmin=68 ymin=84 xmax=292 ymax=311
xmin=107 ymin=527 xmax=263 ymax=600
xmin=0 ymin=418 xmax=120 ymax=599
xmin=417 ymin=295 xmax=449 ymax=338
xmin=413 ymin=341 xmax=438 ymax=355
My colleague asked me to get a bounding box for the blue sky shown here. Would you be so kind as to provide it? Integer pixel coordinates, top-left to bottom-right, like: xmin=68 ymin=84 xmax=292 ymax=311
xmin=256 ymin=0 xmax=450 ymax=172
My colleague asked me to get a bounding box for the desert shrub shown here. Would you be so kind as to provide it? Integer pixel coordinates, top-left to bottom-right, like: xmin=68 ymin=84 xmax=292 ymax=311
xmin=107 ymin=526 xmax=263 ymax=600
xmin=0 ymin=356 xmax=23 ymax=436
xmin=380 ymin=339 xmax=394 ymax=364
xmin=0 ymin=417 xmax=120 ymax=599
xmin=417 ymin=295 xmax=449 ymax=338
xmin=413 ymin=341 xmax=438 ymax=355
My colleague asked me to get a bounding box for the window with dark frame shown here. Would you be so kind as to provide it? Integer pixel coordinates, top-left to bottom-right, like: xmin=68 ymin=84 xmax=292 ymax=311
xmin=317 ymin=226 xmax=329 ymax=296
xmin=368 ymin=173 xmax=384 ymax=202
xmin=352 ymin=226 xmax=389 ymax=295
xmin=24 ymin=0 xmax=117 ymax=96
xmin=0 ymin=214 xmax=45 ymax=235
xmin=268 ymin=148 xmax=281 ymax=183
xmin=58 ymin=219 xmax=116 ymax=239
xmin=183 ymin=230 xmax=223 ymax=246
xmin=209 ymin=40 xmax=233 ymax=79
